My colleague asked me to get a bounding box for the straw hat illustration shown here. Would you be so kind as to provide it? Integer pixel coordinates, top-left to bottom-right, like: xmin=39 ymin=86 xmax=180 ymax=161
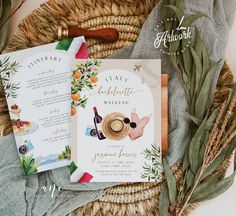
xmin=102 ymin=112 xmax=136 ymax=140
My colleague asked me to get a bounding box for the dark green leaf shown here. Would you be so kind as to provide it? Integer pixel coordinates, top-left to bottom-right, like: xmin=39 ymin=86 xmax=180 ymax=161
xmin=201 ymin=42 xmax=210 ymax=83
xmin=10 ymin=0 xmax=18 ymax=7
xmin=206 ymin=107 xmax=220 ymax=130
xmin=0 ymin=0 xmax=3 ymax=18
xmin=159 ymin=184 xmax=170 ymax=216
xmin=164 ymin=20 xmax=173 ymax=32
xmin=190 ymin=72 xmax=196 ymax=104
xmin=178 ymin=57 xmax=190 ymax=89
xmin=189 ymin=118 xmax=207 ymax=174
xmin=166 ymin=5 xmax=184 ymax=21
xmin=182 ymin=42 xmax=192 ymax=76
xmin=165 ymin=0 xmax=175 ymax=17
xmin=194 ymin=29 xmax=202 ymax=58
xmin=190 ymin=46 xmax=202 ymax=95
xmin=183 ymin=13 xmax=208 ymax=27
xmin=234 ymin=151 xmax=236 ymax=172
xmin=175 ymin=0 xmax=184 ymax=9
xmin=190 ymin=172 xmax=236 ymax=203
xmin=169 ymin=39 xmax=180 ymax=54
xmin=186 ymin=112 xmax=201 ymax=126
xmin=186 ymin=169 xmax=195 ymax=190
xmin=190 ymin=172 xmax=222 ymax=202
xmin=194 ymin=30 xmax=208 ymax=89
xmin=163 ymin=158 xmax=176 ymax=205
xmin=182 ymin=151 xmax=190 ymax=171
xmin=198 ymin=130 xmax=209 ymax=167
xmin=195 ymin=62 xmax=220 ymax=119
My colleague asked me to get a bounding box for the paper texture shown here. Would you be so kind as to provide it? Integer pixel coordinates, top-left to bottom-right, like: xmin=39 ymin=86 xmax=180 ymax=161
xmin=0 ymin=37 xmax=87 ymax=175
xmin=70 ymin=59 xmax=163 ymax=182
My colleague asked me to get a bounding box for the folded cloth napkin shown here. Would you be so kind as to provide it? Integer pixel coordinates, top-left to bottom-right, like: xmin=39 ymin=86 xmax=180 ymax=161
xmin=0 ymin=0 xmax=235 ymax=216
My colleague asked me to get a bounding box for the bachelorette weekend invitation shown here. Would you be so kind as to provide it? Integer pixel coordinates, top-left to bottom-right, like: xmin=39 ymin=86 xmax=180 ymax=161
xmin=0 ymin=37 xmax=88 ymax=176
xmin=70 ymin=59 xmax=163 ymax=182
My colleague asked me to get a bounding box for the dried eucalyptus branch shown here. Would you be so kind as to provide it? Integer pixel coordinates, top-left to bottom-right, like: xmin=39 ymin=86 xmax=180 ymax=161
xmin=204 ymin=93 xmax=236 ymax=166
xmin=0 ymin=0 xmax=26 ymax=52
xmin=0 ymin=0 xmax=26 ymax=30
xmin=160 ymin=1 xmax=236 ymax=216
xmin=177 ymin=91 xmax=236 ymax=216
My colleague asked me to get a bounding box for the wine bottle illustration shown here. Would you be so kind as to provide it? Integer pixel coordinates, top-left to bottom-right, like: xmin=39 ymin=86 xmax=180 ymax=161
xmin=93 ymin=107 xmax=106 ymax=140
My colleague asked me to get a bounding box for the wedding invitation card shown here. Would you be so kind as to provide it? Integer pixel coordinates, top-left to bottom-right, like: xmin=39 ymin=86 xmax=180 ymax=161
xmin=0 ymin=37 xmax=88 ymax=176
xmin=70 ymin=59 xmax=163 ymax=182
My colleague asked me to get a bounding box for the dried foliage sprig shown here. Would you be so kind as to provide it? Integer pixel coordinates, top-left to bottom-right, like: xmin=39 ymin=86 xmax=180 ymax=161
xmin=159 ymin=1 xmax=236 ymax=216
xmin=204 ymin=93 xmax=236 ymax=166
xmin=177 ymin=90 xmax=236 ymax=216
xmin=0 ymin=0 xmax=26 ymax=52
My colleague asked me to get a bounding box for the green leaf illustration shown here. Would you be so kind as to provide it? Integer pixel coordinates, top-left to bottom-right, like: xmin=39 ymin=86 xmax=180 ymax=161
xmin=71 ymin=60 xmax=101 ymax=110
xmin=20 ymin=155 xmax=38 ymax=176
xmin=0 ymin=56 xmax=21 ymax=98
xmin=141 ymin=144 xmax=162 ymax=182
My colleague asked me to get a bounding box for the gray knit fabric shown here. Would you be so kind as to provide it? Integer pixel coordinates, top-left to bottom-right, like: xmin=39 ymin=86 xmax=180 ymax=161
xmin=0 ymin=0 xmax=235 ymax=215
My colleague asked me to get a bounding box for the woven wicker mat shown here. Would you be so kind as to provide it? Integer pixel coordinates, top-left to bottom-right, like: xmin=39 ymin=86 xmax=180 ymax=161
xmin=1 ymin=0 xmax=234 ymax=215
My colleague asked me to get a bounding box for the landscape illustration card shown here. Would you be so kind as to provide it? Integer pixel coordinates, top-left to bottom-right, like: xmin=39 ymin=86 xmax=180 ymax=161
xmin=0 ymin=37 xmax=88 ymax=176
xmin=70 ymin=59 xmax=163 ymax=182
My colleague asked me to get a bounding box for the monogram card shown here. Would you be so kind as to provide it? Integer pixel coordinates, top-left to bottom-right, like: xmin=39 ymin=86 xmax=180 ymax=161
xmin=70 ymin=59 xmax=163 ymax=182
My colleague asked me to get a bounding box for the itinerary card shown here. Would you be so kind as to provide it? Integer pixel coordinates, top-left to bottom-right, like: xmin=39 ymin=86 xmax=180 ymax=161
xmin=70 ymin=59 xmax=163 ymax=182
xmin=0 ymin=37 xmax=88 ymax=175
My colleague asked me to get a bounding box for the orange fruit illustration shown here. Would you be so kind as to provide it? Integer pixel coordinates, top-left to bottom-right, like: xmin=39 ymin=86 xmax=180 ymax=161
xmin=90 ymin=76 xmax=98 ymax=83
xmin=71 ymin=107 xmax=76 ymax=116
xmin=73 ymin=72 xmax=82 ymax=79
xmin=71 ymin=93 xmax=81 ymax=101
